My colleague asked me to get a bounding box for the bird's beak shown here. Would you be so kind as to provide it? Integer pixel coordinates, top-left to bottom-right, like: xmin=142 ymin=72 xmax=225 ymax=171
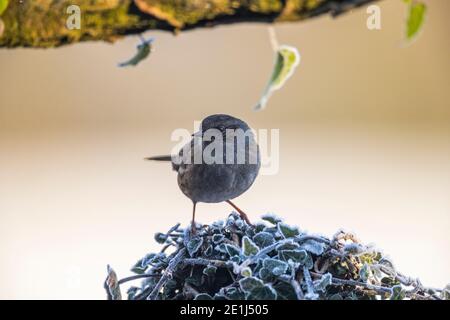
xmin=192 ymin=131 xmax=202 ymax=137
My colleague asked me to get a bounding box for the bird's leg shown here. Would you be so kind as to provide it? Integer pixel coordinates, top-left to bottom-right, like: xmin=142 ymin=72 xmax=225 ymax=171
xmin=226 ymin=200 xmax=253 ymax=226
xmin=191 ymin=202 xmax=197 ymax=234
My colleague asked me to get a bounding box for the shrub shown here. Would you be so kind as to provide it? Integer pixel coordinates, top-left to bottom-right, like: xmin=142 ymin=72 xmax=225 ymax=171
xmin=104 ymin=212 xmax=449 ymax=300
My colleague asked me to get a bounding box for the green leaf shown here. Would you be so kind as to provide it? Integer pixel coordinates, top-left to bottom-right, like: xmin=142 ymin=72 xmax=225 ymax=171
xmin=239 ymin=277 xmax=277 ymax=300
xmin=194 ymin=293 xmax=213 ymax=300
xmin=0 ymin=0 xmax=9 ymax=16
xmin=186 ymin=237 xmax=203 ymax=257
xmin=359 ymin=264 xmax=371 ymax=283
xmin=405 ymin=1 xmax=427 ymax=41
xmin=279 ymin=249 xmax=308 ymax=264
xmin=328 ymin=293 xmax=343 ymax=300
xmin=242 ymin=236 xmax=260 ymax=256
xmin=239 ymin=277 xmax=264 ymax=292
xmin=222 ymin=287 xmax=245 ymax=300
xmin=130 ymin=261 xmax=146 ymax=274
xmin=259 ymin=267 xmax=273 ymax=282
xmin=255 ymin=45 xmax=300 ymax=111
xmin=253 ymin=231 xmax=275 ymax=248
xmin=261 ymin=213 xmax=282 ymax=225
xmin=212 ymin=234 xmax=225 ymax=244
xmin=277 ymin=223 xmax=300 ymax=238
xmin=276 ymin=242 xmax=300 ymax=251
xmin=118 ymin=37 xmax=154 ymax=67
xmin=314 ymin=273 xmax=332 ymax=292
xmin=246 ymin=285 xmax=277 ymax=300
xmin=262 ymin=258 xmax=288 ymax=276
xmin=301 ymin=239 xmax=326 ymax=255
xmin=225 ymin=244 xmax=241 ymax=257
xmin=273 ymin=282 xmax=298 ymax=300
xmin=127 ymin=286 xmax=139 ymax=300
xmin=203 ymin=265 xmax=217 ymax=276
xmin=154 ymin=232 xmax=168 ymax=244
xmin=390 ymin=285 xmax=406 ymax=300
xmin=240 ymin=267 xmax=253 ymax=277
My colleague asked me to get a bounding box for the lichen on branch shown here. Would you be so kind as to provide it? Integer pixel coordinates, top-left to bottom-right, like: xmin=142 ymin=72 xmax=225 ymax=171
xmin=0 ymin=0 xmax=379 ymax=48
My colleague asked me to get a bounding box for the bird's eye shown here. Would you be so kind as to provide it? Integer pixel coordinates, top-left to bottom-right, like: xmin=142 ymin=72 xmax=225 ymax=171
xmin=218 ymin=125 xmax=226 ymax=132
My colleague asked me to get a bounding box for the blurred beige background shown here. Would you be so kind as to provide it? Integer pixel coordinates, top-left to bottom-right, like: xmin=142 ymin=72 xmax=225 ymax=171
xmin=0 ymin=0 xmax=449 ymax=299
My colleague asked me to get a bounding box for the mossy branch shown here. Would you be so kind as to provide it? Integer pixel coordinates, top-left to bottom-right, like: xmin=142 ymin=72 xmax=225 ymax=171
xmin=0 ymin=0 xmax=379 ymax=48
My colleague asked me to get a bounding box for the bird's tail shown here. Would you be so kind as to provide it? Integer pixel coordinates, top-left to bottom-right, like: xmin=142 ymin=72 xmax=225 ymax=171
xmin=144 ymin=155 xmax=172 ymax=161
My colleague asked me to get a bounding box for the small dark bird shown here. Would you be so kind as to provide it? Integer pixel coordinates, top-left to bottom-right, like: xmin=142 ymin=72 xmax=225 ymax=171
xmin=146 ymin=114 xmax=261 ymax=233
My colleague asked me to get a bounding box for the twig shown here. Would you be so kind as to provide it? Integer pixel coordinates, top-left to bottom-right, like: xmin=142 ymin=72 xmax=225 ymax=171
xmin=148 ymin=248 xmax=187 ymax=300
xmin=183 ymin=258 xmax=230 ymax=268
xmin=303 ymin=267 xmax=317 ymax=299
xmin=118 ymin=273 xmax=160 ymax=285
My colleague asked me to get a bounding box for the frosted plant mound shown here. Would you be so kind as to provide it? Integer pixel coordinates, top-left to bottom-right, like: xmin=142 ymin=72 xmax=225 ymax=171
xmin=104 ymin=213 xmax=449 ymax=300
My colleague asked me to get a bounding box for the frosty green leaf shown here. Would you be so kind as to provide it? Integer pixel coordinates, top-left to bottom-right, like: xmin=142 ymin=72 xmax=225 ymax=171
xmin=239 ymin=277 xmax=277 ymax=300
xmin=253 ymin=231 xmax=275 ymax=248
xmin=314 ymin=273 xmax=332 ymax=292
xmin=263 ymin=258 xmax=288 ymax=276
xmin=279 ymin=249 xmax=308 ymax=264
xmin=242 ymin=236 xmax=260 ymax=256
xmin=203 ymin=265 xmax=217 ymax=276
xmin=301 ymin=239 xmax=326 ymax=255
xmin=225 ymin=244 xmax=241 ymax=257
xmin=212 ymin=234 xmax=225 ymax=244
xmin=239 ymin=276 xmax=264 ymax=292
xmin=261 ymin=213 xmax=282 ymax=225
xmin=240 ymin=267 xmax=253 ymax=277
xmin=277 ymin=223 xmax=300 ymax=238
xmin=255 ymin=45 xmax=300 ymax=111
xmin=154 ymin=232 xmax=168 ymax=244
xmin=404 ymin=1 xmax=426 ymax=42
xmin=186 ymin=237 xmax=203 ymax=257
xmin=273 ymin=282 xmax=298 ymax=300
xmin=259 ymin=267 xmax=272 ymax=282
xmin=194 ymin=293 xmax=213 ymax=300
xmin=390 ymin=285 xmax=406 ymax=300
xmin=247 ymin=285 xmax=277 ymax=300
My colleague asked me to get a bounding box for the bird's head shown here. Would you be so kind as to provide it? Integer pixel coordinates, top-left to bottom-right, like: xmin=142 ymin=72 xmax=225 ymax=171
xmin=198 ymin=114 xmax=251 ymax=136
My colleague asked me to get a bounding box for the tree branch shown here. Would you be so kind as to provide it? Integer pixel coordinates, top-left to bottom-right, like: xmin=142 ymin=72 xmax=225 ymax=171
xmin=0 ymin=0 xmax=379 ymax=48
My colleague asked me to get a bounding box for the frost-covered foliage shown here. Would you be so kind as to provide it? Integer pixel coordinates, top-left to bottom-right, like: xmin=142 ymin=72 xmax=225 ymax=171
xmin=105 ymin=213 xmax=449 ymax=300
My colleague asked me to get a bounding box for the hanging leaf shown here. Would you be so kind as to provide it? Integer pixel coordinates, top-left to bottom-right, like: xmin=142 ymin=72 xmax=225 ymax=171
xmin=0 ymin=0 xmax=9 ymax=16
xmin=404 ymin=0 xmax=427 ymax=42
xmin=254 ymin=45 xmax=300 ymax=111
xmin=118 ymin=36 xmax=154 ymax=67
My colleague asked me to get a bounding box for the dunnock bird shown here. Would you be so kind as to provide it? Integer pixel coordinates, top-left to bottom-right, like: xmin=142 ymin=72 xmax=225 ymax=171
xmin=146 ymin=114 xmax=260 ymax=232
